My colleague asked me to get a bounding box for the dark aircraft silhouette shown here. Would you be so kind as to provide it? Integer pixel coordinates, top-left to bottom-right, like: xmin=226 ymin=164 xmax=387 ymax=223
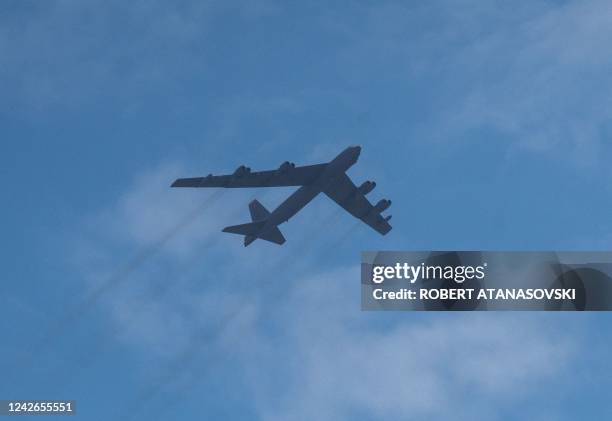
xmin=171 ymin=146 xmax=392 ymax=246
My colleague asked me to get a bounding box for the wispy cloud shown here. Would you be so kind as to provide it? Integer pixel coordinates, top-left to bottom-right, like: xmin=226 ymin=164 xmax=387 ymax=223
xmin=320 ymin=0 xmax=612 ymax=167
xmin=231 ymin=267 xmax=577 ymax=421
xmin=0 ymin=0 xmax=280 ymax=111
xmin=437 ymin=0 xmax=612 ymax=163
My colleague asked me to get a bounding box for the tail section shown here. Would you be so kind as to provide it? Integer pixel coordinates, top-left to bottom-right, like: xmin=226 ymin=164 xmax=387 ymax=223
xmin=222 ymin=199 xmax=286 ymax=246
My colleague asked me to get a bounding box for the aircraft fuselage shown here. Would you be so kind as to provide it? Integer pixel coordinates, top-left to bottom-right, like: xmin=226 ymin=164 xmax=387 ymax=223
xmin=259 ymin=146 xmax=361 ymax=234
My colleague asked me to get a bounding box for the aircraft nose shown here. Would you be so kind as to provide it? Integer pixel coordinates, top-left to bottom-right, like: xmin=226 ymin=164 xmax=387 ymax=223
xmin=353 ymin=146 xmax=362 ymax=155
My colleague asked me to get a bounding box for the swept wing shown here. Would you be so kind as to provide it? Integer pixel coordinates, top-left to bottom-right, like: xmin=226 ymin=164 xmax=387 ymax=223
xmin=171 ymin=163 xmax=327 ymax=188
xmin=323 ymin=173 xmax=392 ymax=235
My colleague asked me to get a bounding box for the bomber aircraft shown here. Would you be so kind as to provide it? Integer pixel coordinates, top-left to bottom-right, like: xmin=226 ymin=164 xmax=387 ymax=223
xmin=171 ymin=146 xmax=391 ymax=246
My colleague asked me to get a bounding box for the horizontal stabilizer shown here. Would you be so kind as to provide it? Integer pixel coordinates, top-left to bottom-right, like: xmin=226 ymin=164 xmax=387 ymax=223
xmin=258 ymin=226 xmax=286 ymax=245
xmin=222 ymin=220 xmax=285 ymax=246
xmin=222 ymin=221 xmax=266 ymax=236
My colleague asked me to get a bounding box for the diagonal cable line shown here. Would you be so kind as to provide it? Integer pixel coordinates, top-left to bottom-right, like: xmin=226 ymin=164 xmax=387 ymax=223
xmin=8 ymin=190 xmax=227 ymax=385
xmin=49 ymin=191 xmax=269 ymax=396
xmin=117 ymin=207 xmax=345 ymax=421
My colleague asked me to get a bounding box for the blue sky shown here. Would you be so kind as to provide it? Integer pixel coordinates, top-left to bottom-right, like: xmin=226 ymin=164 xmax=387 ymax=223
xmin=2 ymin=0 xmax=612 ymax=419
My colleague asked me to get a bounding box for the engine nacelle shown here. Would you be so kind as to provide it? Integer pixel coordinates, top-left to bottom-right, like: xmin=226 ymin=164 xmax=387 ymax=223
xmin=374 ymin=199 xmax=392 ymax=213
xmin=277 ymin=161 xmax=296 ymax=174
xmin=233 ymin=165 xmax=251 ymax=177
xmin=278 ymin=161 xmax=292 ymax=173
xmin=358 ymin=181 xmax=376 ymax=195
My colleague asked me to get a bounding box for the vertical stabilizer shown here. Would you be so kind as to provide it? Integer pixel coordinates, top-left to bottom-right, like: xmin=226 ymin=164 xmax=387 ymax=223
xmin=249 ymin=199 xmax=270 ymax=221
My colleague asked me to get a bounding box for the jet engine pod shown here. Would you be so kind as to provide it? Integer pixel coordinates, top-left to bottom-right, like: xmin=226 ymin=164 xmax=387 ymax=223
xmin=358 ymin=181 xmax=376 ymax=195
xmin=233 ymin=165 xmax=251 ymax=177
xmin=277 ymin=161 xmax=293 ymax=174
xmin=373 ymin=199 xmax=391 ymax=212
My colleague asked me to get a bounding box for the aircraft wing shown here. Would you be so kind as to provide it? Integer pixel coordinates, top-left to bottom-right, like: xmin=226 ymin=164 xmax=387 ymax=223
xmin=171 ymin=163 xmax=327 ymax=188
xmin=323 ymin=173 xmax=392 ymax=235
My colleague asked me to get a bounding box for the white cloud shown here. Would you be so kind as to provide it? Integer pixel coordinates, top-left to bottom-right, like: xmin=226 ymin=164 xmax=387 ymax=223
xmin=442 ymin=1 xmax=612 ymax=156
xmin=228 ymin=268 xmax=577 ymax=421
xmin=72 ymin=162 xmax=243 ymax=352
xmin=442 ymin=1 xmax=612 ymax=165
